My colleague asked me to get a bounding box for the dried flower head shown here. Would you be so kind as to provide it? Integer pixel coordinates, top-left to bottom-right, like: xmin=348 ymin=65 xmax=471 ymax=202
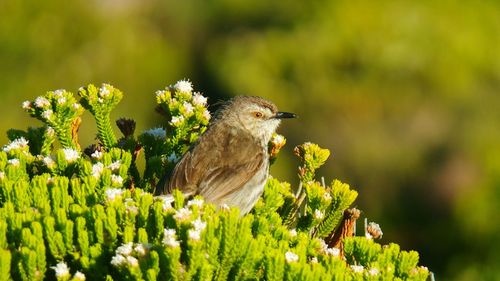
xmin=365 ymin=220 xmax=383 ymax=240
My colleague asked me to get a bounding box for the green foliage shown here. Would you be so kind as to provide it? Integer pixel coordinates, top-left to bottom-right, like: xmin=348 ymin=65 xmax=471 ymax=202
xmin=0 ymin=81 xmax=430 ymax=280
xmin=78 ymin=84 xmax=123 ymax=149
xmin=22 ymin=90 xmax=84 ymax=150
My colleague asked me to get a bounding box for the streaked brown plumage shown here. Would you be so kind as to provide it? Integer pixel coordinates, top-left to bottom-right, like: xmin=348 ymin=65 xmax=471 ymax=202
xmin=161 ymin=96 xmax=296 ymax=214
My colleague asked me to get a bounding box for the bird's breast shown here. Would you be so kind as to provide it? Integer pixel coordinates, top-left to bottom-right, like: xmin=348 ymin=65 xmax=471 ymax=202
xmin=221 ymin=162 xmax=269 ymax=215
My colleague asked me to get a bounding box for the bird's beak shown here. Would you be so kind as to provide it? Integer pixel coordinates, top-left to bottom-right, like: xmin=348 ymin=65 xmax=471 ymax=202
xmin=274 ymin=112 xmax=297 ymax=119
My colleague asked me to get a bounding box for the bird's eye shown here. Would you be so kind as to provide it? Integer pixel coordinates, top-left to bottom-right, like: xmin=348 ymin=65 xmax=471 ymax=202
xmin=253 ymin=112 xmax=263 ymax=118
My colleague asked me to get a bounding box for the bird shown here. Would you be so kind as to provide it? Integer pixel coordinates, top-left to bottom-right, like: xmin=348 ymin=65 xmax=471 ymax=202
xmin=160 ymin=96 xmax=296 ymax=214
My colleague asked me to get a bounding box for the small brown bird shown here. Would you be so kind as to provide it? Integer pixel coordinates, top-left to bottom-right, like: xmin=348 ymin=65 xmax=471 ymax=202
xmin=161 ymin=96 xmax=296 ymax=214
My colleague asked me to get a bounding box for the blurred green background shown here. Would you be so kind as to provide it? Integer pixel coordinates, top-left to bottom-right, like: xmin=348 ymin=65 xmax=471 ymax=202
xmin=1 ymin=1 xmax=499 ymax=279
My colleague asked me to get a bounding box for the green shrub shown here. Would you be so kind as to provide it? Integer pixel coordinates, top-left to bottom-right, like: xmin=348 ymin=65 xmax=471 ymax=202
xmin=0 ymin=81 xmax=430 ymax=280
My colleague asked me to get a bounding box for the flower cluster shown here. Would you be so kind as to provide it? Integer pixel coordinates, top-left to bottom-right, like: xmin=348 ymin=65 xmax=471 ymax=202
xmin=155 ymin=79 xmax=210 ymax=131
xmin=111 ymin=242 xmax=150 ymax=268
xmin=78 ymin=83 xmax=123 ymax=149
xmin=22 ymin=89 xmax=84 ymax=149
xmin=62 ymin=148 xmax=79 ymax=163
xmin=285 ymin=251 xmax=299 ymax=263
xmin=78 ymin=84 xmax=123 ymax=111
xmin=143 ymin=127 xmax=167 ymax=140
xmin=269 ymin=133 xmax=287 ymax=163
xmin=188 ymin=218 xmax=207 ymax=241
xmin=86 ymin=148 xmax=130 ymax=192
xmin=162 ymin=228 xmax=180 ymax=247
xmin=105 ymin=188 xmax=124 ymax=201
xmin=23 ymin=89 xmax=83 ymax=122
xmin=318 ymin=239 xmax=341 ymax=257
xmin=138 ymin=80 xmax=212 ymax=190
xmin=50 ymin=261 xmax=86 ymax=281
xmin=2 ymin=137 xmax=29 ymax=154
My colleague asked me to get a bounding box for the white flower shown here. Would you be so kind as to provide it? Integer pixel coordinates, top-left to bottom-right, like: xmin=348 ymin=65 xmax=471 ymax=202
xmin=0 ymin=172 xmax=5 ymax=180
xmin=187 ymin=198 xmax=204 ymax=208
xmin=173 ymin=207 xmax=192 ymax=221
xmin=159 ymin=195 xmax=174 ymax=211
xmin=127 ymin=256 xmax=139 ymax=267
xmin=105 ymin=188 xmax=124 ymax=201
xmin=167 ymin=153 xmax=179 ymax=163
xmin=310 ymin=257 xmax=318 ymax=264
xmin=326 ymin=247 xmax=340 ymax=257
xmin=54 ymin=89 xmax=65 ymax=98
xmin=51 ymin=261 xmax=70 ymax=278
xmin=191 ymin=218 xmax=207 ymax=232
xmin=46 ymin=127 xmax=55 ymax=136
xmin=313 ymin=209 xmax=324 ymax=220
xmin=22 ymin=100 xmax=32 ymax=109
xmin=92 ymin=162 xmax=104 ymax=178
xmin=63 ymin=148 xmax=79 ymax=163
xmin=72 ymin=103 xmax=81 ymax=110
xmin=318 ymin=239 xmax=340 ymax=257
xmin=42 ymin=110 xmax=54 ymax=120
xmin=34 ymin=97 xmax=50 ymax=108
xmin=322 ymin=192 xmax=332 ymax=201
xmin=74 ymin=271 xmax=86 ymax=280
xmin=162 ymin=228 xmax=180 ymax=247
xmin=3 ymin=137 xmax=29 ymax=153
xmin=182 ymin=102 xmax=194 ymax=115
xmin=111 ymin=174 xmax=124 ymax=186
xmin=111 ymin=254 xmax=126 ymax=266
xmin=174 ymin=79 xmax=193 ymax=93
xmin=99 ymin=84 xmax=112 ymax=98
xmin=289 ymin=229 xmax=297 ymax=237
xmin=134 ymin=243 xmax=148 ymax=256
xmin=170 ymin=115 xmax=185 ymax=127
xmin=350 ymin=265 xmax=364 ymax=273
xmin=126 ymin=205 xmax=138 ymax=214
xmin=156 ymin=90 xmax=167 ymax=99
xmin=116 ymin=242 xmax=133 ymax=256
xmin=43 ymin=156 xmax=55 ymax=168
xmin=318 ymin=238 xmax=328 ymax=251
xmin=271 ymin=134 xmax=285 ymax=146
xmin=187 ymin=229 xmax=201 ymax=241
xmin=91 ymin=150 xmax=103 ymax=160
xmin=57 ymin=97 xmax=67 ymax=104
xmin=144 ymin=127 xmax=166 ymax=139
xmin=192 ymin=93 xmax=207 ymax=106
xmin=108 ymin=160 xmax=121 ymax=171
xmin=285 ymin=251 xmax=299 ymax=263
xmin=202 ymin=109 xmax=211 ymax=121
xmin=7 ymin=159 xmax=20 ymax=166
xmin=98 ymin=98 xmax=104 ymax=103
xmin=368 ymin=268 xmax=379 ymax=276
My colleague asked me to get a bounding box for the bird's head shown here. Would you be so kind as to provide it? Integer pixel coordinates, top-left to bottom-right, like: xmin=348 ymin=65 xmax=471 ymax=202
xmin=216 ymin=96 xmax=296 ymax=145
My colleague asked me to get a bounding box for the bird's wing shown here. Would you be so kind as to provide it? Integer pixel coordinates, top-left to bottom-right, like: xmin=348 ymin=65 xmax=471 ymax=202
xmin=166 ymin=124 xmax=267 ymax=202
xmin=198 ymin=146 xmax=266 ymax=203
xmin=164 ymin=149 xmax=198 ymax=195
